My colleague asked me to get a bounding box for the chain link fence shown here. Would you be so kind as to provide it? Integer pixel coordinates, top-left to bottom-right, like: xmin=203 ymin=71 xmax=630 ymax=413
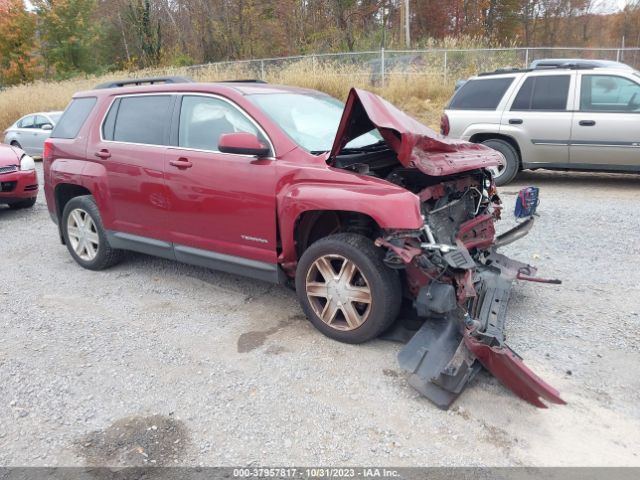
xmin=185 ymin=47 xmax=640 ymax=86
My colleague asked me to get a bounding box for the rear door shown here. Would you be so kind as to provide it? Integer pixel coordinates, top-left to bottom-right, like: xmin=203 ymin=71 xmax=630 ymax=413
xmin=15 ymin=115 xmax=37 ymax=154
xmin=570 ymin=72 xmax=640 ymax=169
xmin=96 ymin=94 xmax=174 ymax=244
xmin=501 ymin=73 xmax=575 ymax=167
xmin=164 ymin=93 xmax=279 ymax=281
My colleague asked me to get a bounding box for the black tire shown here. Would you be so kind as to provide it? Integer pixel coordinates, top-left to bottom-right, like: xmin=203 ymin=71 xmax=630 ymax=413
xmin=8 ymin=197 xmax=36 ymax=209
xmin=61 ymin=195 xmax=123 ymax=271
xmin=481 ymin=138 xmax=520 ymax=186
xmin=295 ymin=233 xmax=401 ymax=344
xmin=10 ymin=141 xmax=22 ymax=149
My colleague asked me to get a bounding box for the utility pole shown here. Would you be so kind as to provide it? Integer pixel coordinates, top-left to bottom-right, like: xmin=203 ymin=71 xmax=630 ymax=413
xmin=404 ymin=0 xmax=410 ymax=48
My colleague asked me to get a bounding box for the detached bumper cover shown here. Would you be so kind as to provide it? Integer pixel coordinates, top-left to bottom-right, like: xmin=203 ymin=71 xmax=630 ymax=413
xmin=397 ymin=218 xmax=566 ymax=409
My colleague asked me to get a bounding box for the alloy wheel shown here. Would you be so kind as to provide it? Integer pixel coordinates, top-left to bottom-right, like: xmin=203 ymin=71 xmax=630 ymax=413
xmin=66 ymin=208 xmax=100 ymax=261
xmin=305 ymin=254 xmax=372 ymax=331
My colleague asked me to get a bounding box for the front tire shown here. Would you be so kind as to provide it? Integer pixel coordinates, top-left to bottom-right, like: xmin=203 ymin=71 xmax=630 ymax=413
xmin=481 ymin=138 xmax=520 ymax=186
xmin=10 ymin=141 xmax=22 ymax=149
xmin=295 ymin=233 xmax=401 ymax=344
xmin=61 ymin=195 xmax=122 ymax=271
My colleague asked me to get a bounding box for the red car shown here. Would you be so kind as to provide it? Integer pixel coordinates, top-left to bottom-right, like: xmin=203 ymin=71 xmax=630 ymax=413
xmin=43 ymin=78 xmax=564 ymax=409
xmin=0 ymin=143 xmax=38 ymax=209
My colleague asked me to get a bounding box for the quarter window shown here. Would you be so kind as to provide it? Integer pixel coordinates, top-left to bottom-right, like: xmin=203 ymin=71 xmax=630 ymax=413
xmin=110 ymin=95 xmax=172 ymax=145
xmin=52 ymin=97 xmax=97 ymax=139
xmin=448 ymin=77 xmax=514 ymax=110
xmin=511 ymin=75 xmax=570 ymax=111
xmin=178 ymin=95 xmax=263 ymax=152
xmin=580 ymin=75 xmax=640 ymax=112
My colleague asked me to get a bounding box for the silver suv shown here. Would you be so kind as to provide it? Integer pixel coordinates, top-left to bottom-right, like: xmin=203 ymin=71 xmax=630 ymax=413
xmin=441 ymin=62 xmax=640 ymax=185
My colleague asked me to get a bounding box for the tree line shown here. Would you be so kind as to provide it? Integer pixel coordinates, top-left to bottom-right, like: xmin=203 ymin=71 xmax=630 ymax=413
xmin=1 ymin=0 xmax=639 ymax=86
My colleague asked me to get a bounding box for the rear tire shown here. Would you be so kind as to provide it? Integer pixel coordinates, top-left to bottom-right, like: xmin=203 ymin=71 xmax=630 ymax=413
xmin=8 ymin=197 xmax=36 ymax=209
xmin=61 ymin=195 xmax=123 ymax=271
xmin=295 ymin=233 xmax=401 ymax=344
xmin=481 ymin=138 xmax=520 ymax=186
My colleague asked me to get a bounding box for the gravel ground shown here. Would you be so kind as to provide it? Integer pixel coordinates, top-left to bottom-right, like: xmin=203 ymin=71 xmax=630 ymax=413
xmin=1 ymin=163 xmax=639 ymax=467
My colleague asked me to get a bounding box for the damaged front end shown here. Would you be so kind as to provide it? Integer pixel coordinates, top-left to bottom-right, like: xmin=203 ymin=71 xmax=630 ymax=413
xmin=376 ymin=176 xmax=565 ymax=409
xmin=329 ymin=88 xmax=565 ymax=409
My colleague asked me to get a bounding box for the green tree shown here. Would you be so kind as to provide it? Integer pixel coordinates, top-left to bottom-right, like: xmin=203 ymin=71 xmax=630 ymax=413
xmin=0 ymin=0 xmax=38 ymax=85
xmin=127 ymin=0 xmax=162 ymax=67
xmin=34 ymin=0 xmax=100 ymax=76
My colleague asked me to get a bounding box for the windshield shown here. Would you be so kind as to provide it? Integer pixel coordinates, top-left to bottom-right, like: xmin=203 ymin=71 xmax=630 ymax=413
xmin=49 ymin=113 xmax=62 ymax=123
xmin=247 ymin=92 xmax=380 ymax=153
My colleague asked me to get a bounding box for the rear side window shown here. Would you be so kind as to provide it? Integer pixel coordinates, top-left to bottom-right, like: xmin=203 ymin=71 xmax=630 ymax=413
xmin=511 ymin=75 xmax=570 ymax=111
xmin=105 ymin=95 xmax=172 ymax=145
xmin=19 ymin=116 xmax=35 ymax=128
xmin=448 ymin=77 xmax=514 ymax=110
xmin=51 ymin=97 xmax=97 ymax=139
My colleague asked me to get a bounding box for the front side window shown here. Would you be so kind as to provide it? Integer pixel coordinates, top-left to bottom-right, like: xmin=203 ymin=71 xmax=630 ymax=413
xmin=448 ymin=77 xmax=514 ymax=110
xmin=178 ymin=95 xmax=263 ymax=152
xmin=511 ymin=75 xmax=570 ymax=111
xmin=34 ymin=115 xmax=50 ymax=129
xmin=110 ymin=95 xmax=172 ymax=145
xmin=580 ymin=75 xmax=640 ymax=112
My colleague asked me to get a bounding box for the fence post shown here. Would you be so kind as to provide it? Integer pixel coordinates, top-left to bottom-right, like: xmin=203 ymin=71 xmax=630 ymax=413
xmin=524 ymin=48 xmax=529 ymax=68
xmin=312 ymin=54 xmax=317 ymax=76
xmin=260 ymin=60 xmax=265 ymax=80
xmin=381 ymin=47 xmax=385 ymax=88
xmin=443 ymin=50 xmax=448 ymax=84
xmin=616 ymin=49 xmax=621 ymax=62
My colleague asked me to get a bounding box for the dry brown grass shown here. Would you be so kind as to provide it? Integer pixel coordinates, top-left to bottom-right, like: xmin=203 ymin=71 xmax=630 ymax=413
xmin=0 ymin=61 xmax=456 ymax=134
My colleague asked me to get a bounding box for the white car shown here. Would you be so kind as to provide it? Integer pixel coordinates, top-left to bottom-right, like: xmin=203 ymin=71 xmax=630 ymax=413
xmin=3 ymin=111 xmax=63 ymax=157
xmin=441 ymin=61 xmax=640 ymax=184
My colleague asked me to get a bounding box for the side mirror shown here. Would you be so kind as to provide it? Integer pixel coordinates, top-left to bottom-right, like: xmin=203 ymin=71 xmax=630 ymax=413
xmin=218 ymin=132 xmax=270 ymax=157
xmin=41 ymin=124 xmax=53 ymax=131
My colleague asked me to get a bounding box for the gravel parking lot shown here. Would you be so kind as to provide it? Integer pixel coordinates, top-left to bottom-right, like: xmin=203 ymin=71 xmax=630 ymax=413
xmin=1 ymin=163 xmax=639 ymax=467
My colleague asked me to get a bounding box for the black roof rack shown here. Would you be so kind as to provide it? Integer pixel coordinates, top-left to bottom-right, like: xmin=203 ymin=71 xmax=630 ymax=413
xmin=218 ymin=79 xmax=268 ymax=83
xmin=478 ymin=62 xmax=598 ymax=77
xmin=94 ymin=76 xmax=194 ymax=89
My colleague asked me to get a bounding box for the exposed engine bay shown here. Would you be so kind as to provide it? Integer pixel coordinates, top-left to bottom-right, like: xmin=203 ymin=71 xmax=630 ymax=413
xmin=334 ymin=143 xmax=566 ymax=409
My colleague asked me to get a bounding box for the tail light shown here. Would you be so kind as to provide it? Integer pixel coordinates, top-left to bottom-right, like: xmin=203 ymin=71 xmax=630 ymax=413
xmin=43 ymin=139 xmax=53 ymax=163
xmin=440 ymin=114 xmax=450 ymax=136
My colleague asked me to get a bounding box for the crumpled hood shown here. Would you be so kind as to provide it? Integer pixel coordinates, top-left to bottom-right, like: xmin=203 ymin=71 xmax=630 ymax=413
xmin=329 ymin=88 xmax=503 ymax=177
xmin=0 ymin=144 xmax=23 ymax=167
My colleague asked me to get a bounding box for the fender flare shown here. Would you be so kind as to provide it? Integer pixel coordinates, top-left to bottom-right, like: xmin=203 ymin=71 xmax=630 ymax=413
xmin=277 ymin=182 xmax=423 ymax=265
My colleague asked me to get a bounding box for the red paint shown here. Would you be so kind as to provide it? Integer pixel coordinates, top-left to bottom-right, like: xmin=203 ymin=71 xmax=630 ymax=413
xmin=456 ymin=214 xmax=496 ymax=250
xmin=0 ymin=144 xmax=38 ymax=204
xmin=330 ymin=88 xmax=504 ymax=175
xmin=464 ymin=331 xmax=566 ymax=408
xmin=45 ymin=83 xmax=499 ymax=273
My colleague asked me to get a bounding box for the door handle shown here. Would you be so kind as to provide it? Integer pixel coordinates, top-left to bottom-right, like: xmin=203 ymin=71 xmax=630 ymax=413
xmin=94 ymin=149 xmax=111 ymax=159
xmin=509 ymin=118 xmax=523 ymax=125
xmin=169 ymin=157 xmax=193 ymax=169
xmin=579 ymin=120 xmax=596 ymax=126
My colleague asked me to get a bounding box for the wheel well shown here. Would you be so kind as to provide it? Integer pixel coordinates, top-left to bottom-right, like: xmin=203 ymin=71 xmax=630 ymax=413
xmin=294 ymin=210 xmax=379 ymax=259
xmin=469 ymin=133 xmax=522 ymax=168
xmin=54 ymin=184 xmax=92 ymax=220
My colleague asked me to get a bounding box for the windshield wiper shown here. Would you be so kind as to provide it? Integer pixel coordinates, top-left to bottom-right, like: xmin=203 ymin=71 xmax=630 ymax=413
xmin=339 ymin=140 xmax=388 ymax=154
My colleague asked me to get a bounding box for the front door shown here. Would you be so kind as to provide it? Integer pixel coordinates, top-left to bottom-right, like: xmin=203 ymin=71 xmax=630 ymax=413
xmin=165 ymin=94 xmax=278 ymax=281
xmin=571 ymin=73 xmax=640 ymax=169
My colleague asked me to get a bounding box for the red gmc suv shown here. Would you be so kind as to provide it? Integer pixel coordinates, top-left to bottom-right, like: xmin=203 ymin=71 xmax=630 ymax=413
xmin=43 ymin=77 xmax=564 ymax=409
